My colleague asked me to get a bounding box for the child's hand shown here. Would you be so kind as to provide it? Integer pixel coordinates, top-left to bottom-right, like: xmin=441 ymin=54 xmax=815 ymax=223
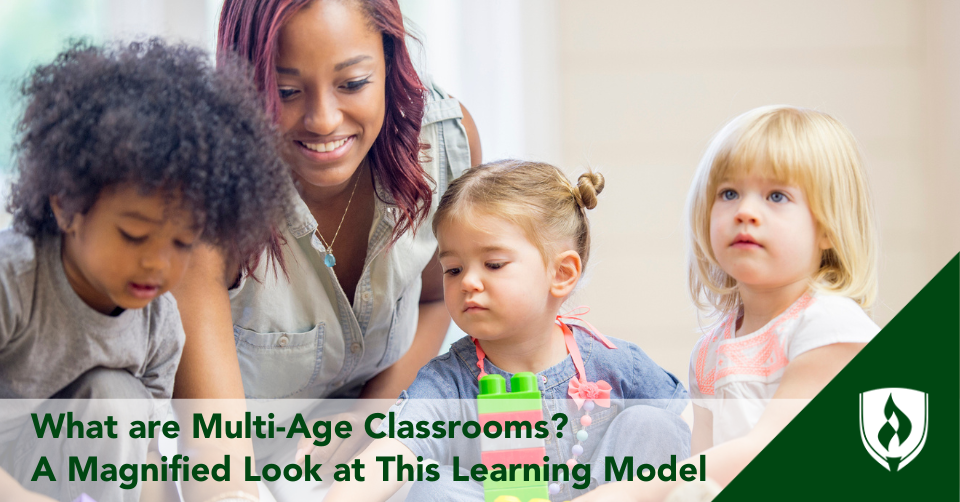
xmin=0 ymin=468 xmax=57 ymax=502
xmin=6 ymin=489 xmax=58 ymax=502
xmin=294 ymin=411 xmax=375 ymax=476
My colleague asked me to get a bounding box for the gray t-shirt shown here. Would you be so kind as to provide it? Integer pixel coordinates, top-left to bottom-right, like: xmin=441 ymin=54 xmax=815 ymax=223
xmin=0 ymin=229 xmax=184 ymax=399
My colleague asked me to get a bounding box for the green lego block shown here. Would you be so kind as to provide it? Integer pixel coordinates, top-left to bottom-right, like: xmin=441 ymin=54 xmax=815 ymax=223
xmin=478 ymin=373 xmax=542 ymax=414
xmin=478 ymin=373 xmax=548 ymax=502
xmin=482 ymin=484 xmax=550 ymax=502
xmin=478 ymin=397 xmax=542 ymax=414
xmin=483 ymin=476 xmax=549 ymax=491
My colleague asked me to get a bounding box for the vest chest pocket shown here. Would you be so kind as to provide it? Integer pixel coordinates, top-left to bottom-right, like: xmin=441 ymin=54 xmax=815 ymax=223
xmin=234 ymin=324 xmax=324 ymax=398
xmin=377 ymin=295 xmax=414 ymax=370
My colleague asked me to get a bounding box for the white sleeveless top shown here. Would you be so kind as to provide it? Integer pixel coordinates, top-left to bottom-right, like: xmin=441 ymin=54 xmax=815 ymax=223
xmin=689 ymin=291 xmax=879 ymax=444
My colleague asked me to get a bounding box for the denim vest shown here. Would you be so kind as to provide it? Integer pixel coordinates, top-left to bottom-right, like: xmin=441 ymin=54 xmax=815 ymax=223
xmin=389 ymin=326 xmax=688 ymax=499
xmin=228 ymin=78 xmax=471 ymax=399
xmin=391 ymin=326 xmax=688 ymax=461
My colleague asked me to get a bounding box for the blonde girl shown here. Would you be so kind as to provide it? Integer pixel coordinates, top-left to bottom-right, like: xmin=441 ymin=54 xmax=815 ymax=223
xmin=326 ymin=160 xmax=689 ymax=502
xmin=577 ymin=105 xmax=880 ymax=502
xmin=686 ymin=104 xmax=879 ymax=450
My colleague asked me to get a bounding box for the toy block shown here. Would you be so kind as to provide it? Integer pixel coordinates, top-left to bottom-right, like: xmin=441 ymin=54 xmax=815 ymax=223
xmin=478 ymin=397 xmax=543 ymax=414
xmin=479 ymin=406 xmax=546 ymax=455
xmin=482 ymin=435 xmax=546 ymax=452
xmin=481 ymin=446 xmax=547 ymax=468
xmin=483 ymin=475 xmax=550 ymax=491
xmin=484 ymin=484 xmax=550 ymax=502
xmin=478 ymin=409 xmax=544 ymax=428
xmin=477 ymin=374 xmax=543 ymax=414
xmin=478 ymin=373 xmax=549 ymax=502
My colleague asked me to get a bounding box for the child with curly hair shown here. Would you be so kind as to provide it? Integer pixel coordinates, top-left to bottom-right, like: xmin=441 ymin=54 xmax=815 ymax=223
xmin=0 ymin=40 xmax=290 ymax=502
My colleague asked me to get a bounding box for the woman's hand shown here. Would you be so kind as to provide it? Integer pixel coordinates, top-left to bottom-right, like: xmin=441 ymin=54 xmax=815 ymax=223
xmin=323 ymin=438 xmax=414 ymax=502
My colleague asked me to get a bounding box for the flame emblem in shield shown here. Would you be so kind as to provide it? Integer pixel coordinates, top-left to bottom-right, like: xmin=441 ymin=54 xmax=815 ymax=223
xmin=860 ymin=388 xmax=928 ymax=471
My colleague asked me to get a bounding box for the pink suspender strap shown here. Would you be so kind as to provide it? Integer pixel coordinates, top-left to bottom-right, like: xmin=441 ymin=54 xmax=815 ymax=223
xmin=471 ymin=337 xmax=488 ymax=378
xmin=472 ymin=307 xmax=614 ymax=388
xmin=474 ymin=323 xmax=592 ymax=383
xmin=556 ymin=307 xmax=617 ymax=350
xmin=560 ymin=322 xmax=586 ymax=383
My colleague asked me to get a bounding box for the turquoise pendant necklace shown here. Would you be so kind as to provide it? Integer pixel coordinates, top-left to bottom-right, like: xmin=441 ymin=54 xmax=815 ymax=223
xmin=315 ymin=169 xmax=362 ymax=268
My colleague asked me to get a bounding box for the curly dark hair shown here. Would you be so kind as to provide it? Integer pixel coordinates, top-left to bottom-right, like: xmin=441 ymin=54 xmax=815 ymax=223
xmin=8 ymin=39 xmax=290 ymax=268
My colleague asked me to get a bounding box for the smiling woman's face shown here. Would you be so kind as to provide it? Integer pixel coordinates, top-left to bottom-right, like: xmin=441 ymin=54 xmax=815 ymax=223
xmin=275 ymin=0 xmax=386 ymax=189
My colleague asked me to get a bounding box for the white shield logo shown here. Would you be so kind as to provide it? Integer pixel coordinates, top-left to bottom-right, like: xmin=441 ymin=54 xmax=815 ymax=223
xmin=859 ymin=388 xmax=928 ymax=471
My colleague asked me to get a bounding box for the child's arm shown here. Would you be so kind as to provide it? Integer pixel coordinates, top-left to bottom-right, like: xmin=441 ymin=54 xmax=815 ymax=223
xmin=690 ymin=404 xmax=713 ymax=455
xmin=683 ymin=341 xmax=865 ymax=484
xmin=323 ymin=438 xmax=416 ymax=502
xmin=0 ymin=255 xmax=51 ymax=502
xmin=573 ymin=341 xmax=865 ymax=501
xmin=170 ymin=245 xmax=258 ymax=501
xmin=171 ymin=244 xmax=245 ymax=400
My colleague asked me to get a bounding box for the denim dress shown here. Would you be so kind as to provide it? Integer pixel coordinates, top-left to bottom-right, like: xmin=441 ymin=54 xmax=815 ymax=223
xmin=390 ymin=325 xmax=691 ymax=501
xmin=227 ymin=77 xmax=471 ymax=400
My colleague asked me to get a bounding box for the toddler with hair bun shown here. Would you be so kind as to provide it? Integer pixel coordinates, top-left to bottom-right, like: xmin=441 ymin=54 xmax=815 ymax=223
xmin=327 ymin=160 xmax=689 ymax=502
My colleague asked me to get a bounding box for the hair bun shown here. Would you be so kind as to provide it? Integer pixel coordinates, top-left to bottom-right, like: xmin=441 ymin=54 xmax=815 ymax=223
xmin=575 ymin=171 xmax=605 ymax=210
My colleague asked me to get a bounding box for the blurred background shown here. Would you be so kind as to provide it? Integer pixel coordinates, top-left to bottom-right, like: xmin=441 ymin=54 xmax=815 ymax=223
xmin=1 ymin=0 xmax=957 ymax=379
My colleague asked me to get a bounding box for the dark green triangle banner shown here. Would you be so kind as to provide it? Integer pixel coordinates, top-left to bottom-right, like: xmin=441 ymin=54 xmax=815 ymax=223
xmin=716 ymin=255 xmax=959 ymax=500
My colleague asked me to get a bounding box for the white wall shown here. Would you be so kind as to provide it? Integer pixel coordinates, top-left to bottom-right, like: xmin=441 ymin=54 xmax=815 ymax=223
xmin=401 ymin=1 xmax=960 ymax=377
xmin=556 ymin=0 xmax=960 ymax=377
xmin=401 ymin=0 xmax=562 ymax=164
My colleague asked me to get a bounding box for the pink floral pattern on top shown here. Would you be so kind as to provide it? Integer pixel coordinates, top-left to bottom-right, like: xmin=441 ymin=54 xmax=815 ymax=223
xmin=695 ymin=293 xmax=815 ymax=395
xmin=689 ymin=291 xmax=880 ymax=445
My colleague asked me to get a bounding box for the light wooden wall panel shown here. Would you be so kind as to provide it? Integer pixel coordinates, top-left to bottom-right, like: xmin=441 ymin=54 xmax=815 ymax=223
xmin=556 ymin=0 xmax=959 ymax=379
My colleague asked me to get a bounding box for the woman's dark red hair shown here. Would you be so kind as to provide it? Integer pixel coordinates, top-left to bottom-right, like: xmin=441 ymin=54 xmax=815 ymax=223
xmin=217 ymin=0 xmax=431 ymax=248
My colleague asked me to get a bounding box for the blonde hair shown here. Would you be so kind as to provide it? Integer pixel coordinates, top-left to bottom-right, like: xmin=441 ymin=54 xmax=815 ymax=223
xmin=687 ymin=105 xmax=878 ymax=318
xmin=433 ymin=160 xmax=604 ymax=269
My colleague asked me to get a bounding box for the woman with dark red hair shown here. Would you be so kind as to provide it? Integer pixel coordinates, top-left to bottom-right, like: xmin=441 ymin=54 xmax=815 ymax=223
xmin=171 ymin=0 xmax=479 ymax=498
